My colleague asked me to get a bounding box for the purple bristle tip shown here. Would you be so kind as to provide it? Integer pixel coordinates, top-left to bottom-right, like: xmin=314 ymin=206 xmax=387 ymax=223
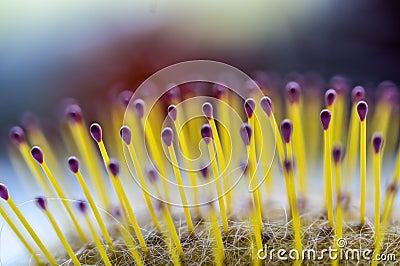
xmin=372 ymin=133 xmax=383 ymax=154
xmin=90 ymin=123 xmax=102 ymax=143
xmin=148 ymin=169 xmax=159 ymax=183
xmin=260 ymin=96 xmax=273 ymax=116
xmin=286 ymin=82 xmax=301 ymax=104
xmin=240 ymin=123 xmax=252 ymax=146
xmin=284 ymin=159 xmax=292 ymax=172
xmin=168 ymin=105 xmax=177 ymax=121
xmin=332 ymin=145 xmax=342 ymax=164
xmin=162 ymin=127 xmax=174 ymax=147
xmin=0 ymin=184 xmax=9 ymax=201
xmin=280 ymin=119 xmax=293 ymax=143
xmin=108 ymin=159 xmax=120 ymax=176
xmin=133 ymin=99 xmax=145 ymax=119
xmin=202 ymin=102 xmax=213 ymax=120
xmin=65 ymin=104 xmax=83 ymax=123
xmin=320 ymin=109 xmax=331 ymax=130
xmin=213 ymin=84 xmax=227 ymax=99
xmin=356 ymin=101 xmax=368 ymax=122
xmin=68 ymin=156 xmax=80 ymax=173
xmin=77 ymin=200 xmax=87 ymax=213
xmin=31 ymin=146 xmax=44 ymax=164
xmin=325 ymin=89 xmax=337 ymax=107
xmin=35 ymin=196 xmax=47 ymax=210
xmin=201 ymin=124 xmax=212 ymax=144
xmin=244 ymin=98 xmax=256 ymax=118
xmin=118 ymin=90 xmax=133 ymax=107
xmin=200 ymin=166 xmax=209 ymax=179
xmin=9 ymin=126 xmax=25 ymax=146
xmin=120 ymin=126 xmax=132 ymax=145
xmin=352 ymin=86 xmax=365 ymax=103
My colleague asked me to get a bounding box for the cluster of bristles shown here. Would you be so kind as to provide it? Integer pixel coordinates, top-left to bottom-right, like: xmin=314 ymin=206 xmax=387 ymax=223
xmin=0 ymin=76 xmax=400 ymax=265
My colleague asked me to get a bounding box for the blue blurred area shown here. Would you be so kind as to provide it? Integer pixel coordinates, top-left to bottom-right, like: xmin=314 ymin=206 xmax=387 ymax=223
xmin=0 ymin=0 xmax=399 ymax=152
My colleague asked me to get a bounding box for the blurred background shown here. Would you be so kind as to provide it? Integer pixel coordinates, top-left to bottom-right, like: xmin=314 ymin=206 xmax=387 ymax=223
xmin=0 ymin=0 xmax=399 ymax=157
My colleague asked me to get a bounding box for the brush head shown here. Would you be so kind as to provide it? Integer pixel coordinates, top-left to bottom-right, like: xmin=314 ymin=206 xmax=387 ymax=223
xmin=280 ymin=119 xmax=293 ymax=143
xmin=168 ymin=105 xmax=177 ymax=121
xmin=0 ymin=184 xmax=9 ymax=201
xmin=244 ymin=98 xmax=256 ymax=118
xmin=120 ymin=126 xmax=132 ymax=145
xmin=108 ymin=159 xmax=120 ymax=176
xmin=352 ymin=86 xmax=365 ymax=103
xmin=286 ymin=82 xmax=301 ymax=104
xmin=320 ymin=109 xmax=331 ymax=130
xmin=240 ymin=123 xmax=252 ymax=146
xmin=133 ymin=99 xmax=145 ymax=119
xmin=201 ymin=124 xmax=212 ymax=144
xmin=324 ymin=89 xmax=337 ymax=107
xmin=260 ymin=96 xmax=272 ymax=117
xmin=332 ymin=145 xmax=343 ymax=164
xmin=67 ymin=156 xmax=79 ymax=173
xmin=9 ymin=126 xmax=25 ymax=146
xmin=202 ymin=102 xmax=213 ymax=120
xmin=77 ymin=200 xmax=87 ymax=213
xmin=65 ymin=104 xmax=83 ymax=123
xmin=90 ymin=123 xmax=103 ymax=143
xmin=31 ymin=146 xmax=44 ymax=164
xmin=118 ymin=90 xmax=133 ymax=107
xmin=161 ymin=127 xmax=174 ymax=147
xmin=35 ymin=196 xmax=47 ymax=210
xmin=372 ymin=133 xmax=383 ymax=154
xmin=356 ymin=101 xmax=368 ymax=122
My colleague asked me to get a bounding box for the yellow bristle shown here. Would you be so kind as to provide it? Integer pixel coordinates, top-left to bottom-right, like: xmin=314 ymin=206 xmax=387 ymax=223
xmin=356 ymin=101 xmax=368 ymax=225
xmin=202 ymin=123 xmax=229 ymax=233
xmin=68 ymin=157 xmax=114 ymax=249
xmin=4 ymin=195 xmax=57 ymax=265
xmin=18 ymin=142 xmax=54 ymax=196
xmin=159 ymin=202 xmax=184 ymax=255
xmin=371 ymin=133 xmax=383 ymax=243
xmin=210 ymin=203 xmax=225 ymax=266
xmin=205 ymin=104 xmax=231 ymax=215
xmin=280 ymin=119 xmax=302 ymax=263
xmin=0 ymin=205 xmax=41 ymax=264
xmin=320 ymin=109 xmax=334 ymax=227
xmin=332 ymin=145 xmax=343 ymax=266
xmin=108 ymin=159 xmax=148 ymax=252
xmin=80 ymin=206 xmax=112 ymax=266
xmin=163 ymin=127 xmax=194 ymax=233
xmin=250 ymin=200 xmax=262 ymax=265
xmin=36 ymin=198 xmax=81 ymax=266
xmin=246 ymin=132 xmax=263 ymax=230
